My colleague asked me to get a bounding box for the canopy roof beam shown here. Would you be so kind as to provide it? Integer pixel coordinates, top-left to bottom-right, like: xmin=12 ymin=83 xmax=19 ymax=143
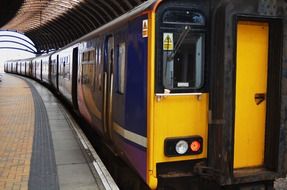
xmin=1 ymin=0 xmax=147 ymax=52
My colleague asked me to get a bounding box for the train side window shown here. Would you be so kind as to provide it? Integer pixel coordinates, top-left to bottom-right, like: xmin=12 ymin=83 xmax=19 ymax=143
xmin=81 ymin=49 xmax=96 ymax=87
xmin=95 ymin=48 xmax=98 ymax=65
xmin=64 ymin=56 xmax=70 ymax=80
xmin=98 ymin=47 xmax=102 ymax=91
xmin=117 ymin=42 xmax=126 ymax=94
xmin=98 ymin=48 xmax=102 ymax=65
xmin=89 ymin=50 xmax=95 ymax=61
xmin=82 ymin=52 xmax=89 ymax=62
xmin=94 ymin=48 xmax=98 ymax=92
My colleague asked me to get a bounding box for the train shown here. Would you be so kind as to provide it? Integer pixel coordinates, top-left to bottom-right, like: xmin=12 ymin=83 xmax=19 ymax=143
xmin=4 ymin=0 xmax=287 ymax=189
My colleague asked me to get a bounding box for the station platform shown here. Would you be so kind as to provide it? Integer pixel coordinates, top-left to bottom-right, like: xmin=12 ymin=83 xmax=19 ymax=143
xmin=0 ymin=73 xmax=119 ymax=190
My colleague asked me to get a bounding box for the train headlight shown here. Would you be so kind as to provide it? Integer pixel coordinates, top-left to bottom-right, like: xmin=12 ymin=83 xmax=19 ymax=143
xmin=175 ymin=140 xmax=189 ymax=155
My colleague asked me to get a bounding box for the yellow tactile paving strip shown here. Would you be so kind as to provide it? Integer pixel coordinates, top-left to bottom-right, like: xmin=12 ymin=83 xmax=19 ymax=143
xmin=0 ymin=74 xmax=34 ymax=190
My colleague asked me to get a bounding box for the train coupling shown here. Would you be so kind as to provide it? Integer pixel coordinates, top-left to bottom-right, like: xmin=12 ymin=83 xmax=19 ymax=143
xmin=193 ymin=162 xmax=222 ymax=180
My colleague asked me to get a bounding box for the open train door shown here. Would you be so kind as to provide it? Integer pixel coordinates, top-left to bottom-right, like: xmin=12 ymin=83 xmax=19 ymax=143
xmin=208 ymin=2 xmax=285 ymax=187
xmin=232 ymin=18 xmax=283 ymax=180
xmin=233 ymin=21 xmax=269 ymax=169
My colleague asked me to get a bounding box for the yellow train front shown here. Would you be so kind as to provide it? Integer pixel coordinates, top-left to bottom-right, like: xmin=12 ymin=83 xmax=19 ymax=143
xmin=142 ymin=0 xmax=287 ymax=189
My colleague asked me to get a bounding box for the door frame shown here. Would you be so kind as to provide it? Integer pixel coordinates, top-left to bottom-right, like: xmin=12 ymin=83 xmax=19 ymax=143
xmin=207 ymin=13 xmax=283 ymax=185
xmin=231 ymin=16 xmax=282 ymax=175
xmin=72 ymin=47 xmax=79 ymax=110
xmin=103 ymin=35 xmax=115 ymax=140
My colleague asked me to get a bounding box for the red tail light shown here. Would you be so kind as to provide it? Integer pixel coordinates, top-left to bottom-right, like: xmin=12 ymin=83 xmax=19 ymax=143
xmin=190 ymin=140 xmax=201 ymax=152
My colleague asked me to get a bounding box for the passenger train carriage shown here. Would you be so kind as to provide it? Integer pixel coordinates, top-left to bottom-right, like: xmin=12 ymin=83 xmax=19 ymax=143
xmin=5 ymin=0 xmax=287 ymax=189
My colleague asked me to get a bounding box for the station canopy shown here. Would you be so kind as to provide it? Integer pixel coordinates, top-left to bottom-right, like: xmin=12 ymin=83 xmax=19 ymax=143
xmin=0 ymin=0 xmax=147 ymax=53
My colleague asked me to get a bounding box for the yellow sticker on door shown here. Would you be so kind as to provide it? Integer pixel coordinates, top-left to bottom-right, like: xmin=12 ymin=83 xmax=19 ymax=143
xmin=163 ymin=33 xmax=174 ymax=51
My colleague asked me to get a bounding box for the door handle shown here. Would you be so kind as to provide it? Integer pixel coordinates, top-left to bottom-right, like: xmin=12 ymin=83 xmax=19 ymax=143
xmin=254 ymin=93 xmax=266 ymax=105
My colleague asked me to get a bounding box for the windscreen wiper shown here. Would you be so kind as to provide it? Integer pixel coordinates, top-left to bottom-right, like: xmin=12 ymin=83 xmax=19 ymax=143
xmin=167 ymin=25 xmax=191 ymax=61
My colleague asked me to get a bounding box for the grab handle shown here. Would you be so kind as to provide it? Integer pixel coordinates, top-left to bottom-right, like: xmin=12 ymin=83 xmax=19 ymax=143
xmin=255 ymin=93 xmax=266 ymax=105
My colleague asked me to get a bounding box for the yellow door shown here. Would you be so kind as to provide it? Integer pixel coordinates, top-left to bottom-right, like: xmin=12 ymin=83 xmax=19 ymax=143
xmin=234 ymin=21 xmax=269 ymax=169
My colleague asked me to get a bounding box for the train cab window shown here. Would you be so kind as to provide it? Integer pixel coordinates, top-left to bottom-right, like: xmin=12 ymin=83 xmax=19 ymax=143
xmin=163 ymin=10 xmax=205 ymax=25
xmin=117 ymin=42 xmax=126 ymax=94
xmin=163 ymin=31 xmax=204 ymax=89
xmin=157 ymin=9 xmax=206 ymax=92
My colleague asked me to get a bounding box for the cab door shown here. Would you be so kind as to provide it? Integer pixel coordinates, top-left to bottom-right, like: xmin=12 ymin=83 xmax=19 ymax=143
xmin=103 ymin=36 xmax=114 ymax=140
xmin=234 ymin=21 xmax=269 ymax=168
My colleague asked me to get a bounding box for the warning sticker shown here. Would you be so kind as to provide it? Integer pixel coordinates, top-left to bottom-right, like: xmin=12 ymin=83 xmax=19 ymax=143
xmin=163 ymin=33 xmax=174 ymax=51
xmin=142 ymin=20 xmax=148 ymax=38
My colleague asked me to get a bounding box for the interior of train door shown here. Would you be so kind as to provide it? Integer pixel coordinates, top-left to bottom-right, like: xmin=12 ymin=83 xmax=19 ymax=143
xmin=234 ymin=21 xmax=269 ymax=169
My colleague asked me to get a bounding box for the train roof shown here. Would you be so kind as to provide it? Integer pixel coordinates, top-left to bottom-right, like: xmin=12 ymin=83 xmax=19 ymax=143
xmin=6 ymin=0 xmax=158 ymax=61
xmin=5 ymin=57 xmax=34 ymax=63
xmin=54 ymin=0 xmax=158 ymax=51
